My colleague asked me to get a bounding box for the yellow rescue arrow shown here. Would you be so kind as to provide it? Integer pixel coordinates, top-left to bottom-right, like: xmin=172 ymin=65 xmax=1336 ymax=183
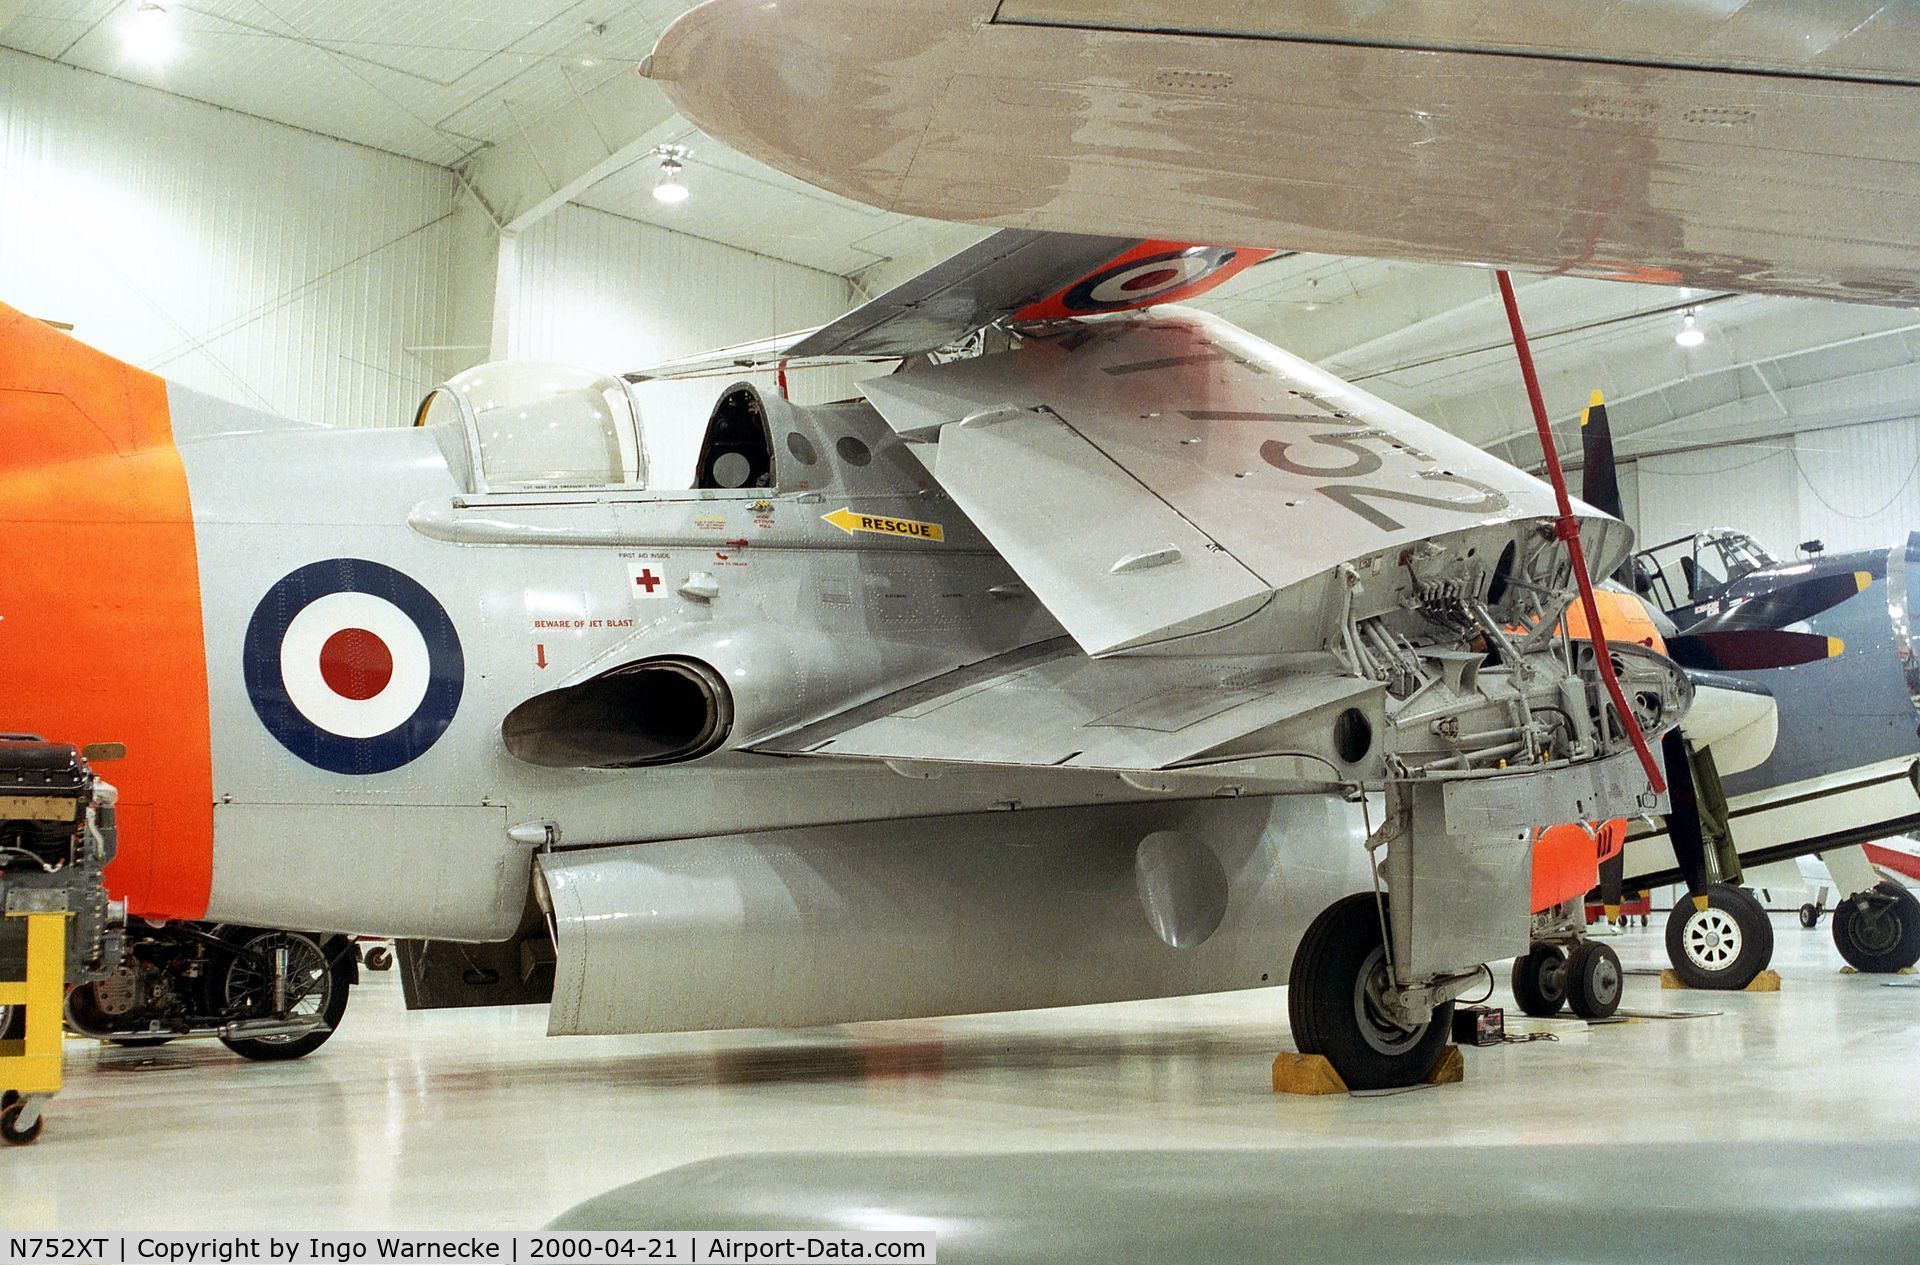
xmin=821 ymin=507 xmax=945 ymax=543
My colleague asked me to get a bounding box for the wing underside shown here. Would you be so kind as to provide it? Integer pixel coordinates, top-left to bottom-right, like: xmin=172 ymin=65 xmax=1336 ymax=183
xmin=750 ymin=636 xmax=1383 ymax=779
xmin=651 ymin=0 xmax=1920 ymax=304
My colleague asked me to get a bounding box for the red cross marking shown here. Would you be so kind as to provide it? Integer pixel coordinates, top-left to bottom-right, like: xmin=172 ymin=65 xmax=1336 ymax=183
xmin=635 ymin=568 xmax=662 ymax=593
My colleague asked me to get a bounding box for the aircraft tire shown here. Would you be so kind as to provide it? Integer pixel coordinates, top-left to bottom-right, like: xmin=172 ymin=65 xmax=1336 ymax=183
xmin=219 ymin=931 xmax=354 ymax=1062
xmin=1565 ymin=940 xmax=1623 ymax=1020
xmin=1509 ymin=943 xmax=1568 ymax=1018
xmin=1664 ymin=884 xmax=1773 ymax=990
xmin=1798 ymin=903 xmax=1820 ymax=929
xmin=1287 ymin=893 xmax=1452 ymax=1091
xmin=1832 ymin=881 xmax=1920 ymax=974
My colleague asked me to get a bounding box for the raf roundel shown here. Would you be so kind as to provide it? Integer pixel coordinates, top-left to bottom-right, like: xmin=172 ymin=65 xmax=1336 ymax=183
xmin=1056 ymin=246 xmax=1241 ymax=314
xmin=244 ymin=559 xmax=464 ymax=775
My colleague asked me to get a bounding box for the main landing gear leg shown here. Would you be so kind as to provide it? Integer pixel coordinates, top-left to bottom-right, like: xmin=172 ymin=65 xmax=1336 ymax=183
xmin=1288 ymin=786 xmax=1532 ymax=1090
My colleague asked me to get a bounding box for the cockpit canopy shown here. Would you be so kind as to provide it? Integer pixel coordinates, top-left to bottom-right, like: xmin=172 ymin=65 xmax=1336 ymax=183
xmin=416 ymin=362 xmax=647 ymax=492
xmin=1632 ymin=528 xmax=1781 ymax=614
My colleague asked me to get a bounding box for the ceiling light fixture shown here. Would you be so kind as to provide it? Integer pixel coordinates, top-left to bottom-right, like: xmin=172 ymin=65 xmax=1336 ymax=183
xmin=123 ymin=1 xmax=177 ymax=65
xmin=651 ymin=145 xmax=691 ymax=204
xmin=1675 ymin=309 xmax=1705 ymax=348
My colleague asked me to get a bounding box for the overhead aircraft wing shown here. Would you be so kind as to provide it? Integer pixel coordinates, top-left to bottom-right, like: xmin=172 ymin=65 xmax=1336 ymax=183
xmin=649 ymin=0 xmax=1920 ymax=305
xmin=622 ymin=330 xmax=824 ymax=382
xmin=789 ymin=230 xmax=1136 ymax=358
xmin=858 ymin=306 xmax=1621 ymax=656
xmin=749 ymin=636 xmax=1382 ymax=778
xmin=625 ymin=229 xmax=1274 ymax=379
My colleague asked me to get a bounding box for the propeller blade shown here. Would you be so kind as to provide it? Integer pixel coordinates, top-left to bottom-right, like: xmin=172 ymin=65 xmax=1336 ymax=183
xmin=1661 ymin=730 xmax=1711 ymax=901
xmin=1665 ymin=629 xmax=1842 ymax=672
xmin=1579 ymin=390 xmax=1625 ymax=520
xmin=1598 ymin=848 xmax=1626 ymax=920
xmin=1684 ymin=568 xmax=1874 ymax=634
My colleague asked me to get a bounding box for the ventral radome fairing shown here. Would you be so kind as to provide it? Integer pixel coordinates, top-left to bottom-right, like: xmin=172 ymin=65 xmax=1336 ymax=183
xmin=2 ymin=229 xmax=1686 ymax=1089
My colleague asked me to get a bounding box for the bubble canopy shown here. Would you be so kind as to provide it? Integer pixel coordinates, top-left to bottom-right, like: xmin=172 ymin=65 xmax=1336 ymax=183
xmin=416 ymin=361 xmax=647 ymax=491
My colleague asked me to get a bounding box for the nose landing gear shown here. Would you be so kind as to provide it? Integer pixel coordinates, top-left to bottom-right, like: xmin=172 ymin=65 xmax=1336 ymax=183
xmin=1511 ymin=936 xmax=1622 ymax=1020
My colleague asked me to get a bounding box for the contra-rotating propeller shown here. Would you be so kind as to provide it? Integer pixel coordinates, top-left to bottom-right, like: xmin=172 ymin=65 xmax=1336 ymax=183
xmin=1580 ymin=391 xmax=1842 ymax=672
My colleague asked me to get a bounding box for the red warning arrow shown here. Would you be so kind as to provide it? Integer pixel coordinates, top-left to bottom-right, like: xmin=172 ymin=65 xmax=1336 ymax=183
xmin=535 ymin=644 xmax=548 ymax=669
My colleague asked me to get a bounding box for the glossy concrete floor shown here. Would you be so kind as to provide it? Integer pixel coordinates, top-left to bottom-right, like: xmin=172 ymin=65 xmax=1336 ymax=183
xmin=3 ymin=917 xmax=1916 ymax=1231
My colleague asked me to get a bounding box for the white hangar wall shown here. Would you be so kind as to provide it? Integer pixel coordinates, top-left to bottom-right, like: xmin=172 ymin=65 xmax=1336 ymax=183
xmin=0 ymin=48 xmax=860 ymax=464
xmin=504 ymin=202 xmax=858 ymax=486
xmin=0 ymin=47 xmax=456 ymax=430
xmin=1624 ymin=415 xmax=1920 ymax=558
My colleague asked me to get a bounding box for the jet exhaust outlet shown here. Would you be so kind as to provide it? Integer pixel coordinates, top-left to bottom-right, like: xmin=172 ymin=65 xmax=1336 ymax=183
xmin=503 ymin=657 xmax=732 ymax=768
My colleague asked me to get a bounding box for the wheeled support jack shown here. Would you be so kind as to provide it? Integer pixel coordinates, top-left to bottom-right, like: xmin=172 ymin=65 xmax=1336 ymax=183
xmin=0 ymin=910 xmax=67 ymax=1144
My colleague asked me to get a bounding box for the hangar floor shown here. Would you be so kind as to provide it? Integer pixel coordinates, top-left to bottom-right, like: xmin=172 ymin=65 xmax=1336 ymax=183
xmin=5 ymin=916 xmax=1917 ymax=1230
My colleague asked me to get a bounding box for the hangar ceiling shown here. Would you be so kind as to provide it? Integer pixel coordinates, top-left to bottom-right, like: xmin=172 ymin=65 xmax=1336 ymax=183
xmin=5 ymin=0 xmax=1919 ymax=468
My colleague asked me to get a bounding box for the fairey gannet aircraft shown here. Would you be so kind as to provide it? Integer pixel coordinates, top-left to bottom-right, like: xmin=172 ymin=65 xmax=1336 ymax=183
xmin=3 ymin=230 xmax=1686 ymax=1089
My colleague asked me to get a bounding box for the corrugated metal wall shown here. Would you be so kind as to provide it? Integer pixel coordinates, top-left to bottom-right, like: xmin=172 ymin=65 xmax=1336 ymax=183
xmin=0 ymin=48 xmax=456 ymax=429
xmin=1625 ymin=416 xmax=1920 ymax=558
xmin=1788 ymin=418 xmax=1920 ymax=554
xmin=507 ymin=203 xmax=857 ymax=484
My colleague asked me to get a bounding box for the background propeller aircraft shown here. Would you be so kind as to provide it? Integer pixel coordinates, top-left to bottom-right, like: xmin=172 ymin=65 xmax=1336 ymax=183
xmin=1578 ymin=397 xmax=1920 ymax=988
xmin=2 ymin=227 xmax=1688 ymax=1089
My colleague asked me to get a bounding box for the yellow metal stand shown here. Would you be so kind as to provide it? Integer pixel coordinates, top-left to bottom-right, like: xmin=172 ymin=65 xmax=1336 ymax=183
xmin=0 ymin=911 xmax=68 ymax=1144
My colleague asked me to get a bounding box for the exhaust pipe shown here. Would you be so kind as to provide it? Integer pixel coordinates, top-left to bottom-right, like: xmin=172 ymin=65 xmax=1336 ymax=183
xmin=502 ymin=656 xmax=732 ymax=769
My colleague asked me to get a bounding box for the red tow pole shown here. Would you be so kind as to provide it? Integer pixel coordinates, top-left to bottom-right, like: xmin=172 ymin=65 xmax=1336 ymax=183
xmin=1494 ymin=270 xmax=1665 ymax=795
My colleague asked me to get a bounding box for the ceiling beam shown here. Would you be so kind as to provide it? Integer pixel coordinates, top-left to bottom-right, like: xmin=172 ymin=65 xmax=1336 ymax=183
xmin=458 ymin=68 xmax=677 ymax=234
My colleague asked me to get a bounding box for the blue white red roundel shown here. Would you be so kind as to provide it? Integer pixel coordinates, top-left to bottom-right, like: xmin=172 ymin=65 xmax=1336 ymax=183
xmin=1055 ymin=246 xmax=1240 ymax=314
xmin=244 ymin=559 xmax=464 ymax=775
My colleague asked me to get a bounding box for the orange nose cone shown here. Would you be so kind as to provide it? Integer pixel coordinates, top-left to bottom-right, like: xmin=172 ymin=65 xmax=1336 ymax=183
xmin=0 ymin=303 xmax=214 ymax=919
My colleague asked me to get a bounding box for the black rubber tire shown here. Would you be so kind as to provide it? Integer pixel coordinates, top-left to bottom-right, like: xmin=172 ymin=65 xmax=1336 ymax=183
xmin=1832 ymin=881 xmax=1920 ymax=973
xmin=1510 ymin=943 xmax=1568 ymax=1018
xmin=1665 ymin=883 xmax=1774 ymax=990
xmin=1565 ymin=940 xmax=1624 ymax=1020
xmin=219 ymin=933 xmax=353 ymax=1061
xmin=1287 ymin=893 xmax=1453 ymax=1091
xmin=0 ymin=1095 xmax=42 ymax=1146
xmin=0 ymin=1005 xmax=20 ymax=1040
xmin=363 ymin=945 xmax=393 ymax=972
xmin=1799 ymin=904 xmax=1820 ymax=930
